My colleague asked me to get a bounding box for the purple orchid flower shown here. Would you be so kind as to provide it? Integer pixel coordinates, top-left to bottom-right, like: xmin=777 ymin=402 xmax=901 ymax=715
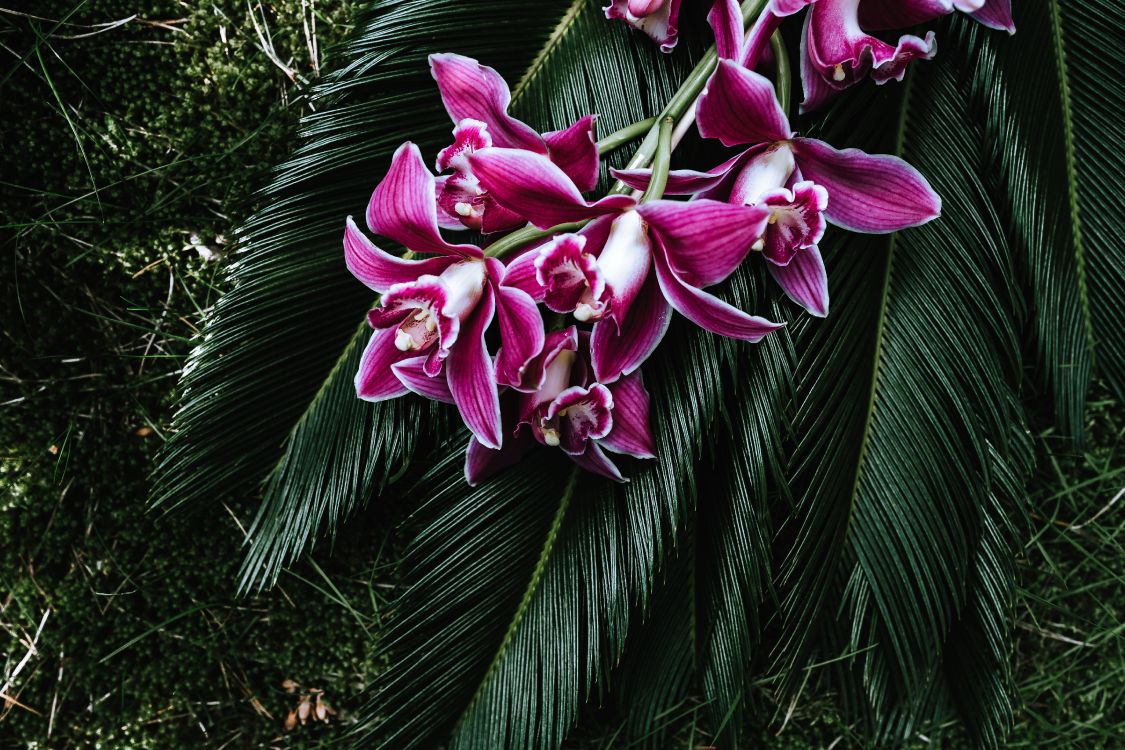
xmin=343 ymin=142 xmax=547 ymax=449
xmin=800 ymin=0 xmax=938 ymax=112
xmin=465 ymin=327 xmax=657 ymax=485
xmin=615 ymin=11 xmax=941 ymax=317
xmin=857 ymin=0 xmax=1015 ymax=36
xmin=465 ymin=146 xmax=783 ymax=385
xmin=604 ymin=0 xmax=683 ymax=53
xmin=429 ymin=54 xmax=600 ymax=234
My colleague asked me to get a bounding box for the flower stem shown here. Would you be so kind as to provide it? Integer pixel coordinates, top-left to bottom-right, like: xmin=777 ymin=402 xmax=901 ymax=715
xmin=597 ymin=117 xmax=658 ymax=154
xmin=608 ymin=0 xmax=769 ymax=195
xmin=487 ymin=0 xmax=770 ymax=258
xmin=641 ymin=116 xmax=674 ymax=203
xmin=770 ymin=29 xmax=791 ymax=116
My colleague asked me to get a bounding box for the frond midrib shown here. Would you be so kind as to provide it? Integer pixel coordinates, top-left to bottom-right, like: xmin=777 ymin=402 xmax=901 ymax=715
xmin=450 ymin=468 xmax=579 ymax=736
xmin=1048 ymin=0 xmax=1097 ymax=366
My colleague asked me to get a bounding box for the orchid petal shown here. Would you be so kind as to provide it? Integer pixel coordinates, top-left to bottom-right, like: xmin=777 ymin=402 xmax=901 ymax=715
xmin=446 ymin=286 xmax=502 ymax=449
xmin=971 ymin=0 xmax=1014 ymax=34
xmin=355 ymin=327 xmax=411 ymax=402
xmin=428 ymin=53 xmax=545 ymax=153
xmin=547 ymin=384 xmax=615 ymax=455
xmin=344 ymin=217 xmax=454 ymax=293
xmin=544 ymin=114 xmax=600 ymax=193
xmin=799 ymin=25 xmax=843 ymax=113
xmin=366 ymin=142 xmax=482 ymax=258
xmin=709 ymin=0 xmax=744 ymax=61
xmin=858 ymin=0 xmax=960 ymax=28
xmin=498 ymin=248 xmax=546 ymax=300
xmin=533 ymin=233 xmax=606 ymax=315
xmin=792 ymin=137 xmax=941 ymax=233
xmin=591 ymin=272 xmax=672 ymax=384
xmin=571 ymin=442 xmax=626 ymax=482
xmin=802 ymin=0 xmax=937 ymax=112
xmin=639 ymin=199 xmax=770 ymax=287
xmin=391 ymin=355 xmax=455 ymax=403
xmin=771 ymin=0 xmax=816 ymax=15
xmin=611 ymin=149 xmax=749 ymax=196
xmin=434 ymin=176 xmax=468 ymax=230
xmin=469 ymin=147 xmax=635 ymax=229
xmin=464 ymin=428 xmax=536 ymax=486
xmin=605 ymin=0 xmax=683 ymax=53
xmin=601 ymin=372 xmax=656 ymax=459
xmin=698 ymin=60 xmax=794 ymax=147
xmin=654 ymin=250 xmax=784 ymax=343
xmin=487 ymin=258 xmax=546 ymax=391
xmin=768 ymin=244 xmax=829 ymax=317
xmin=520 ymin=326 xmax=581 ymax=399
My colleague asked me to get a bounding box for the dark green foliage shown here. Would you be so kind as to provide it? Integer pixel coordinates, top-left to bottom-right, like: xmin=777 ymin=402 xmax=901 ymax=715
xmin=5 ymin=0 xmax=1123 ymax=748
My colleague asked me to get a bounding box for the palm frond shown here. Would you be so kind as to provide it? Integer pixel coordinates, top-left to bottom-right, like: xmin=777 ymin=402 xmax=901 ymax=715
xmin=153 ymin=0 xmax=584 ymax=584
xmin=152 ymin=0 xmax=1123 ymax=747
xmin=774 ymin=36 xmax=1026 ymax=739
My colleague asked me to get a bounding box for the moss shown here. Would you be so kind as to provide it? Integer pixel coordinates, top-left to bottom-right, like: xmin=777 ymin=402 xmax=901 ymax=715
xmin=1 ymin=1 xmax=360 ymax=746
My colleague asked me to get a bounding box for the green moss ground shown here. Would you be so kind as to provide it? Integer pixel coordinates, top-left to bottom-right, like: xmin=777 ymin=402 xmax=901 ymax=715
xmin=1 ymin=2 xmax=1121 ymax=747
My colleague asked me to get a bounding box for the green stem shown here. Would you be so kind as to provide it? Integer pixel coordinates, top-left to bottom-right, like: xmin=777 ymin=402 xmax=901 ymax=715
xmin=609 ymin=0 xmax=768 ymax=195
xmin=489 ymin=0 xmax=770 ymax=254
xmin=484 ymin=220 xmax=586 ymax=259
xmin=770 ymin=29 xmax=791 ymax=117
xmin=597 ymin=117 xmax=658 ymax=154
xmin=641 ymin=117 xmax=674 ymax=203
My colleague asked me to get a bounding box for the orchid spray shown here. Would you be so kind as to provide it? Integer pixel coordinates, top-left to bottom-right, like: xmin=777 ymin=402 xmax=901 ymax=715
xmin=342 ymin=0 xmax=1012 ymax=485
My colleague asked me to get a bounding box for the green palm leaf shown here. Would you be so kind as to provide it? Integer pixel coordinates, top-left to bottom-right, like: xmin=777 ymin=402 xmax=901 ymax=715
xmin=152 ymin=0 xmax=585 ymax=587
xmin=152 ymin=0 xmax=1124 ymax=746
xmin=773 ymin=31 xmax=1026 ymax=738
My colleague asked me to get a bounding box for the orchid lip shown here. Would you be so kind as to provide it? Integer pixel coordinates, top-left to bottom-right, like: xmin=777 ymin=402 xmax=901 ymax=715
xmin=595 ymin=210 xmax=653 ymax=325
xmin=731 ymin=142 xmax=797 ymax=206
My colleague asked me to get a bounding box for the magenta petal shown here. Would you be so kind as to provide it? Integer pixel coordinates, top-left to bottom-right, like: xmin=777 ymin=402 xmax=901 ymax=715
xmin=428 ymin=53 xmax=545 ymax=153
xmin=792 ymin=137 xmax=941 ymax=233
xmin=769 ymin=245 xmax=829 ymax=317
xmin=601 ymin=372 xmax=656 ymax=459
xmin=344 ymin=217 xmax=453 ymax=293
xmin=639 ymin=199 xmax=770 ymax=288
xmin=709 ymin=0 xmax=744 ymax=61
xmin=654 ymin=250 xmax=784 ymax=342
xmin=366 ymin=142 xmax=482 ymax=258
xmin=611 ymin=151 xmax=747 ymax=196
xmin=591 ymin=272 xmax=672 ymax=384
xmin=469 ymin=147 xmax=635 ymax=229
xmin=858 ymin=0 xmax=956 ymax=28
xmin=355 ymin=327 xmax=411 ymax=402
xmin=433 ymin=176 xmax=468 ymax=231
xmin=698 ymin=60 xmax=793 ymax=147
xmin=498 ymin=248 xmax=545 ymax=300
xmin=547 ymin=384 xmax=615 ymax=455
xmin=771 ymin=0 xmax=815 ymax=15
xmin=799 ymin=28 xmax=842 ymax=113
xmin=488 ymin=258 xmax=546 ymax=391
xmin=392 ymin=355 xmax=455 ymax=403
xmin=971 ymin=0 xmax=1014 ymax=34
xmin=571 ymin=442 xmax=626 ymax=482
xmin=446 ymin=286 xmax=502 ymax=449
xmin=544 ymin=114 xmax=600 ymax=193
xmin=605 ymin=0 xmax=682 ymax=53
xmin=464 ymin=428 xmax=535 ymax=486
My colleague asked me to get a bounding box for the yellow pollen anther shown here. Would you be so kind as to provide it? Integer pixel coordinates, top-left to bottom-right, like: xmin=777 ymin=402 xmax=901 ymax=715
xmin=542 ymin=428 xmax=560 ymax=447
xmin=833 ymin=64 xmax=846 ymax=82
